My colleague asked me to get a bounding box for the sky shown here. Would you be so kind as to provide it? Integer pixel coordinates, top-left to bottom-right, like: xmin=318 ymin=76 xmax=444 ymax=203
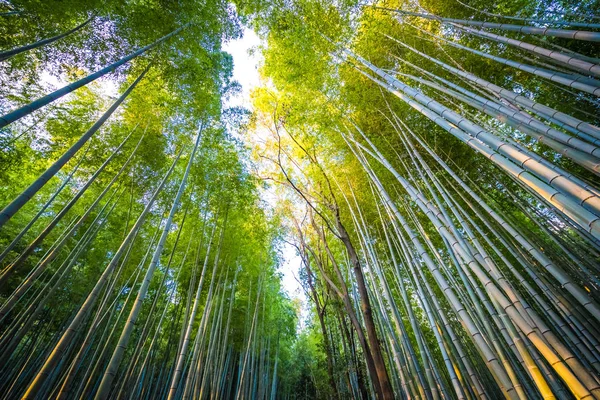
xmin=222 ymin=28 xmax=261 ymax=109
xmin=223 ymin=29 xmax=308 ymax=322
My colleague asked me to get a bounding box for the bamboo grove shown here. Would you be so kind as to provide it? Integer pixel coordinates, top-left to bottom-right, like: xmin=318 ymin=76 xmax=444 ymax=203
xmin=1 ymin=0 xmax=600 ymax=399
xmin=248 ymin=0 xmax=600 ymax=398
xmin=0 ymin=1 xmax=296 ymax=399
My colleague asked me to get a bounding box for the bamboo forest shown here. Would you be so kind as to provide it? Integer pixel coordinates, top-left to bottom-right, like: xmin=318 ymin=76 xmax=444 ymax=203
xmin=3 ymin=0 xmax=600 ymax=398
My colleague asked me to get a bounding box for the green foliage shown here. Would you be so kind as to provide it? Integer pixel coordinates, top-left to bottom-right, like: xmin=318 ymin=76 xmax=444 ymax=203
xmin=2 ymin=0 xmax=600 ymax=398
xmin=0 ymin=0 xmax=302 ymax=397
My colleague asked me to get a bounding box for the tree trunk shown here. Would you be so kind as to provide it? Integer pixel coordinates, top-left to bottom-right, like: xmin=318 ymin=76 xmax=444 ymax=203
xmin=0 ymin=15 xmax=94 ymax=61
xmin=0 ymin=67 xmax=148 ymax=229
xmin=334 ymin=215 xmax=394 ymax=400
xmin=0 ymin=24 xmax=188 ymax=129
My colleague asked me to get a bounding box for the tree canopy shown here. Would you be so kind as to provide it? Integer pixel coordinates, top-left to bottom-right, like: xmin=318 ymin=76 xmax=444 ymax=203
xmin=1 ymin=0 xmax=600 ymax=399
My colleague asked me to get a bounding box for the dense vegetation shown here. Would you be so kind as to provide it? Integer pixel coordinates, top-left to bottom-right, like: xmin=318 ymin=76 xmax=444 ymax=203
xmin=1 ymin=0 xmax=599 ymax=399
